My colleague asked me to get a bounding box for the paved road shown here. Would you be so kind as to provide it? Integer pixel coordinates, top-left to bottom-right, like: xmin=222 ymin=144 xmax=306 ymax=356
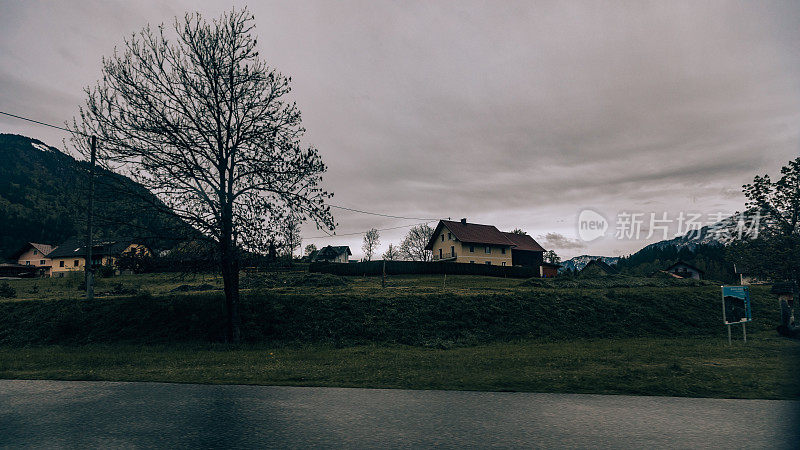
xmin=1 ymin=380 xmax=798 ymax=448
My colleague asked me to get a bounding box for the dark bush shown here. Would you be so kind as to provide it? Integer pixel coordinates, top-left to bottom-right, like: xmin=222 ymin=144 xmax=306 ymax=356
xmin=0 ymin=282 xmax=16 ymax=298
xmin=98 ymin=263 xmax=117 ymax=278
xmin=290 ymin=273 xmax=347 ymax=287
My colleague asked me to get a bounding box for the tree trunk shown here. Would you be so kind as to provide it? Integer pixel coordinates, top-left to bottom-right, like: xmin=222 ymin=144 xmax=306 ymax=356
xmin=221 ymin=238 xmax=241 ymax=343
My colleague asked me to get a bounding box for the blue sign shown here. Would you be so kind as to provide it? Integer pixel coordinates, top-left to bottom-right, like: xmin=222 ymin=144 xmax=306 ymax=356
xmin=721 ymin=286 xmax=752 ymax=324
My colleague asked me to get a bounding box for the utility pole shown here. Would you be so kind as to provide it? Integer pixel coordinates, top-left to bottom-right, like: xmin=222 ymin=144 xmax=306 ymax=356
xmin=85 ymin=135 xmax=96 ymax=301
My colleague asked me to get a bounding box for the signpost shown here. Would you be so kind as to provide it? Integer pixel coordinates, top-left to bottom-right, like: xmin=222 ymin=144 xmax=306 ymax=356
xmin=721 ymin=286 xmax=752 ymax=344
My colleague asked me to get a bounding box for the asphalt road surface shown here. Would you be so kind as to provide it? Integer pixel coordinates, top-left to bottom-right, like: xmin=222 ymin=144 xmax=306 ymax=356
xmin=1 ymin=380 xmax=798 ymax=448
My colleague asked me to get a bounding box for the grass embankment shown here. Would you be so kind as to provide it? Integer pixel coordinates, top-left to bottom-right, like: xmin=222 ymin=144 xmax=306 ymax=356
xmin=2 ymin=336 xmax=798 ymax=399
xmin=0 ymin=273 xmax=797 ymax=398
xmin=0 ymin=281 xmax=778 ymax=345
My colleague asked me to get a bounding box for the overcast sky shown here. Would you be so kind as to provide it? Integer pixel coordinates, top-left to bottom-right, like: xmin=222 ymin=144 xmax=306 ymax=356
xmin=2 ymin=0 xmax=799 ymax=259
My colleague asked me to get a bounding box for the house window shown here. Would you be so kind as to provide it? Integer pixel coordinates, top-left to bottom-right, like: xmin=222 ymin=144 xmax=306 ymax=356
xmin=470 ymin=261 xmax=475 ymax=264
xmin=439 ymin=249 xmax=442 ymax=259
xmin=448 ymin=232 xmax=452 ymax=240
xmin=450 ymin=246 xmax=455 ymax=257
xmin=501 ymin=248 xmax=506 ymax=254
xmin=485 ymin=246 xmax=491 ymax=254
xmin=502 ymin=262 xmax=506 ymax=266
xmin=59 ymin=261 xmax=65 ymax=267
xmin=33 ymin=250 xmax=38 ymax=255
xmin=74 ymin=260 xmax=80 ymax=267
xmin=40 ymin=260 xmax=45 ymax=265
xmin=470 ymin=245 xmax=474 ymax=253
xmin=441 ymin=235 xmax=445 ymax=242
xmin=25 ymin=261 xmax=30 ymax=265
xmin=485 ymin=261 xmax=491 ymax=265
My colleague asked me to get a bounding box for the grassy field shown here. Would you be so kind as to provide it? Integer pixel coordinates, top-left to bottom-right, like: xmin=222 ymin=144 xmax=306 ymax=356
xmin=1 ymin=334 xmax=797 ymax=399
xmin=0 ymin=271 xmax=797 ymax=399
xmin=1 ymin=272 xmax=225 ymax=301
xmin=1 ymin=271 xmax=530 ymax=301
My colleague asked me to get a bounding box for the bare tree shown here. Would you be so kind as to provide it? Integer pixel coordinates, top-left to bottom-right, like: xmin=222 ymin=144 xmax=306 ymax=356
xmin=279 ymin=217 xmax=301 ymax=258
xmin=362 ymin=228 xmax=380 ymax=261
xmin=382 ymin=243 xmax=399 ymax=260
xmin=399 ymin=223 xmax=434 ymax=261
xmin=69 ymin=8 xmax=334 ymax=342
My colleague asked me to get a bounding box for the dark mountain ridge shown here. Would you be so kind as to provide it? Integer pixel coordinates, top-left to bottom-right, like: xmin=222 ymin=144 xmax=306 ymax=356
xmin=0 ymin=133 xmax=191 ymax=260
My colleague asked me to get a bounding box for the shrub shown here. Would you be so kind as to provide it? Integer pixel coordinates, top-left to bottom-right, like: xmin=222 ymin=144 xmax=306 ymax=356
xmin=0 ymin=282 xmax=16 ymax=298
xmin=98 ymin=263 xmax=117 ymax=278
xmin=290 ymin=273 xmax=347 ymax=287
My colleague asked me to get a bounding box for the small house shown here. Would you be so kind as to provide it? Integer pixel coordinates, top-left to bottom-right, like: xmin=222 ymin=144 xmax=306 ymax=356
xmin=312 ymin=245 xmax=352 ymax=263
xmin=424 ymin=219 xmax=547 ymax=268
xmin=47 ymin=237 xmax=151 ymax=277
xmin=665 ymin=261 xmax=704 ymax=280
xmin=579 ymin=259 xmax=618 ymax=277
xmin=540 ymin=262 xmax=561 ymax=278
xmin=9 ymin=242 xmax=56 ymax=277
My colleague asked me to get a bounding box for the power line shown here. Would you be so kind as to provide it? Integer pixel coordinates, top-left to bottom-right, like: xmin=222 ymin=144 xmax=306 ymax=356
xmin=0 ymin=110 xmax=88 ymax=136
xmin=329 ymin=204 xmax=437 ymax=221
xmin=2 ymin=110 xmax=443 ymax=239
xmin=307 ymin=221 xmax=435 ymax=239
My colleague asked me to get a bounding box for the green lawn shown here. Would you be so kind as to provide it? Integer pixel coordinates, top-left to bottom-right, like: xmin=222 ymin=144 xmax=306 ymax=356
xmin=1 ymin=334 xmax=797 ymax=399
xmin=1 ymin=272 xmax=796 ymax=399
xmin=2 ymin=271 xmax=528 ymax=301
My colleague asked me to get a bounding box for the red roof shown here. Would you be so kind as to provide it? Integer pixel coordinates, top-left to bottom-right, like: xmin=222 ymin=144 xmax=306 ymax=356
xmin=429 ymin=220 xmax=514 ymax=249
xmin=425 ymin=220 xmax=547 ymax=252
xmin=9 ymin=242 xmax=56 ymax=260
xmin=501 ymin=232 xmax=545 ymax=252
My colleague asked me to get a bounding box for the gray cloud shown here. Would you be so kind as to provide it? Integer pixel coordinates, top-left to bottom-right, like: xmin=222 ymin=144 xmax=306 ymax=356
xmin=2 ymin=0 xmax=799 ymax=259
xmin=539 ymin=232 xmax=586 ymax=250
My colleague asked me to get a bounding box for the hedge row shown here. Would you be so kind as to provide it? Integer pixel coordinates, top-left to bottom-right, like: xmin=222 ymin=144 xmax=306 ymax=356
xmin=0 ymin=286 xmax=780 ymax=346
xmin=309 ymin=260 xmax=539 ymax=278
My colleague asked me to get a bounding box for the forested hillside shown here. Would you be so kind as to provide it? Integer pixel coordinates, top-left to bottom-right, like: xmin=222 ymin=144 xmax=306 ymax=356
xmin=615 ymin=243 xmax=735 ymax=283
xmin=0 ymin=134 xmax=190 ymax=260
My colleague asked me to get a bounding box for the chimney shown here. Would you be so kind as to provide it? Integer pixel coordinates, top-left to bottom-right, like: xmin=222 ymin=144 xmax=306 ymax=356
xmin=461 ymin=218 xmax=467 ymax=224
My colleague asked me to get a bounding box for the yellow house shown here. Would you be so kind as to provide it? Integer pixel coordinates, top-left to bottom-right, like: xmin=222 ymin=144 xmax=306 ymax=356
xmin=47 ymin=237 xmax=151 ymax=277
xmin=10 ymin=242 xmax=56 ymax=277
xmin=425 ymin=219 xmax=546 ymax=267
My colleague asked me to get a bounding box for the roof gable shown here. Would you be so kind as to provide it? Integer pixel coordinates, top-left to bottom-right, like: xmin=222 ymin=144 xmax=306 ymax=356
xmin=313 ymin=245 xmax=352 ymax=261
xmin=9 ymin=242 xmax=56 ymax=260
xmin=425 ymin=220 xmax=515 ymax=250
xmin=46 ymin=237 xmax=138 ymax=259
xmin=581 ymin=259 xmax=618 ymax=274
xmin=666 ymin=261 xmax=705 ymax=274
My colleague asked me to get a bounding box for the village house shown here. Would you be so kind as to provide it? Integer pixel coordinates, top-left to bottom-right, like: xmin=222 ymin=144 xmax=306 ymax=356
xmin=424 ymin=219 xmax=557 ymax=276
xmin=579 ymin=259 xmax=618 ymax=277
xmin=9 ymin=242 xmax=56 ymax=277
xmin=312 ymin=245 xmax=352 ymax=263
xmin=46 ymin=237 xmax=151 ymax=277
xmin=665 ymin=261 xmax=704 ymax=280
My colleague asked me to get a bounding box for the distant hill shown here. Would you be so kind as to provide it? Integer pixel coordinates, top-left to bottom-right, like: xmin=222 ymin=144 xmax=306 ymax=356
xmin=612 ymin=216 xmax=743 ymax=282
xmin=559 ymin=255 xmax=620 ymax=272
xmin=633 ymin=217 xmax=739 ymax=254
xmin=0 ymin=134 xmax=192 ymax=260
xmin=560 ymin=215 xmax=744 ymax=281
